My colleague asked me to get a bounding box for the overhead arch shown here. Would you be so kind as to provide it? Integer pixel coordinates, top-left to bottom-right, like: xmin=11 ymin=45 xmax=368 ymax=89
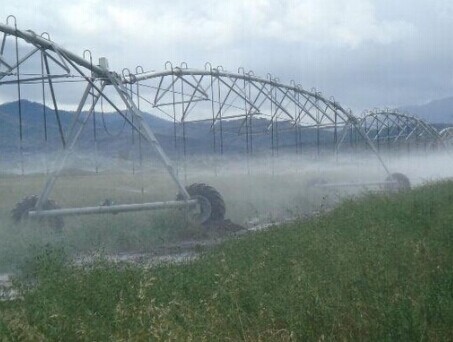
xmin=440 ymin=127 xmax=453 ymax=145
xmin=0 ymin=18 xmax=391 ymax=190
xmin=338 ymin=109 xmax=442 ymax=150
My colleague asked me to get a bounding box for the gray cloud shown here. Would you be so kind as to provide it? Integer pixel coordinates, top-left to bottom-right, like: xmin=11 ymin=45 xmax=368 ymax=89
xmin=2 ymin=0 xmax=453 ymax=113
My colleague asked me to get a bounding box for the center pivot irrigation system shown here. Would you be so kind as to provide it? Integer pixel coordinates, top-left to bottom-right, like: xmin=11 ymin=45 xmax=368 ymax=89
xmin=1 ymin=17 xmax=413 ymax=228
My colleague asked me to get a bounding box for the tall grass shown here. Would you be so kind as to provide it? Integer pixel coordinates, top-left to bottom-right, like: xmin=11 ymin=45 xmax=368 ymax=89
xmin=1 ymin=180 xmax=452 ymax=340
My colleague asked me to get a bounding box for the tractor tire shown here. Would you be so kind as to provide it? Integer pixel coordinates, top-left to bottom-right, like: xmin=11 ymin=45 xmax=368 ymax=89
xmin=11 ymin=195 xmax=64 ymax=231
xmin=177 ymin=183 xmax=226 ymax=224
xmin=385 ymin=173 xmax=411 ymax=192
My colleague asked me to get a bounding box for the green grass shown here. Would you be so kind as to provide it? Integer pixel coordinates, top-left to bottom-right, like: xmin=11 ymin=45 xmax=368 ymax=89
xmin=1 ymin=180 xmax=452 ymax=340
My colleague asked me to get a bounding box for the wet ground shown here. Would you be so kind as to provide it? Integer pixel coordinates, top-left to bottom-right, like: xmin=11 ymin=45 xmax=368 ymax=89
xmin=0 ymin=273 xmax=15 ymax=301
xmin=0 ymin=217 xmax=296 ymax=301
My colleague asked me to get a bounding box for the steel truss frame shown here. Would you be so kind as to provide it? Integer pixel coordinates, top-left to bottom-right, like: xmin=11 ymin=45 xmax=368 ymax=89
xmin=440 ymin=127 xmax=453 ymax=146
xmin=0 ymin=18 xmax=391 ymax=218
xmin=120 ymin=64 xmax=390 ymax=172
xmin=126 ymin=65 xmax=346 ymax=155
xmin=0 ymin=18 xmax=195 ymax=217
xmin=337 ymin=109 xmax=443 ymax=150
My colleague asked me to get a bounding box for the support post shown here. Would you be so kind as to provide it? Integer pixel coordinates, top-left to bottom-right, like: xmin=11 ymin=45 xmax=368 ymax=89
xmin=36 ymin=83 xmax=98 ymax=209
xmin=106 ymin=72 xmax=191 ymax=200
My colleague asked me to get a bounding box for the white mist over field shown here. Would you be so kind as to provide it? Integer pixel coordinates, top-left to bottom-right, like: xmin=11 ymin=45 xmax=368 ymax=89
xmin=1 ymin=149 xmax=452 ymax=225
xmin=0 ymin=147 xmax=452 ymax=277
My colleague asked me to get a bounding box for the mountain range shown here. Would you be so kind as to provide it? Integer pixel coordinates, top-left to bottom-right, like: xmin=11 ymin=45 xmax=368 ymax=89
xmin=400 ymin=96 xmax=453 ymax=124
xmin=0 ymin=100 xmax=334 ymax=158
xmin=1 ymin=96 xmax=451 ymax=159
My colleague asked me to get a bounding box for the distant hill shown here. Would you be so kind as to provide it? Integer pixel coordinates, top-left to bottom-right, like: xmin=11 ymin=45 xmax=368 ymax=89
xmin=0 ymin=100 xmax=357 ymax=159
xmin=0 ymin=99 xmax=173 ymax=140
xmin=400 ymin=97 xmax=453 ymax=124
xmin=2 ymin=96 xmax=452 ymax=170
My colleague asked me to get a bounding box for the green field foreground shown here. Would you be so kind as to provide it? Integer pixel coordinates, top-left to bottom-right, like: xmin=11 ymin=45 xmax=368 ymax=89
xmin=1 ymin=181 xmax=453 ymax=340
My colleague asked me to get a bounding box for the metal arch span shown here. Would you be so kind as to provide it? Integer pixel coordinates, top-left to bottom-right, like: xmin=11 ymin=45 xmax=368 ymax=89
xmin=125 ymin=65 xmax=357 ymax=126
xmin=0 ymin=19 xmax=356 ymax=131
xmin=338 ymin=109 xmax=442 ymax=150
xmin=119 ymin=64 xmax=394 ymax=172
xmin=117 ymin=63 xmax=375 ymax=159
xmin=440 ymin=127 xmax=453 ymax=145
xmin=0 ymin=18 xmax=390 ymax=178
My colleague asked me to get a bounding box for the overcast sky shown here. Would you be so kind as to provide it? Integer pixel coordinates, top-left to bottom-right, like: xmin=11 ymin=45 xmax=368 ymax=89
xmin=3 ymin=0 xmax=453 ymax=112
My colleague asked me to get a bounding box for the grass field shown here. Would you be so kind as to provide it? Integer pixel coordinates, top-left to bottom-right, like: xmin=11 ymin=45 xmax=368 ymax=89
xmin=0 ymin=179 xmax=452 ymax=340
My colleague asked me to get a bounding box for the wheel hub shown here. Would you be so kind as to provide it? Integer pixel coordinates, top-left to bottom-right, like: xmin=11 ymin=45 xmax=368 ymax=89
xmin=190 ymin=195 xmax=212 ymax=224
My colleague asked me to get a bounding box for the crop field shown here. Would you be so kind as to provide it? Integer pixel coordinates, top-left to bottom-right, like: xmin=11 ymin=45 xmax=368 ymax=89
xmin=0 ymin=177 xmax=452 ymax=340
xmin=0 ymin=153 xmax=370 ymax=272
xmin=0 ymin=151 xmax=449 ymax=272
xmin=0 ymin=148 xmax=451 ymax=341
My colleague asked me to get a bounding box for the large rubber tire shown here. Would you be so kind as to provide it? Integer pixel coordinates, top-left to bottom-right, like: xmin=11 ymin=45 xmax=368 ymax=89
xmin=385 ymin=173 xmax=411 ymax=192
xmin=11 ymin=195 xmax=64 ymax=230
xmin=178 ymin=183 xmax=226 ymax=223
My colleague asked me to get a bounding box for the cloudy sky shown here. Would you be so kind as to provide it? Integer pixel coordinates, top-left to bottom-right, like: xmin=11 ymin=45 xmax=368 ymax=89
xmin=3 ymin=0 xmax=453 ymax=112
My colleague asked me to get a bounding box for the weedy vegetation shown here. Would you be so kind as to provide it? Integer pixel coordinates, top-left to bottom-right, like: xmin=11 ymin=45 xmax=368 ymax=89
xmin=0 ymin=179 xmax=452 ymax=340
